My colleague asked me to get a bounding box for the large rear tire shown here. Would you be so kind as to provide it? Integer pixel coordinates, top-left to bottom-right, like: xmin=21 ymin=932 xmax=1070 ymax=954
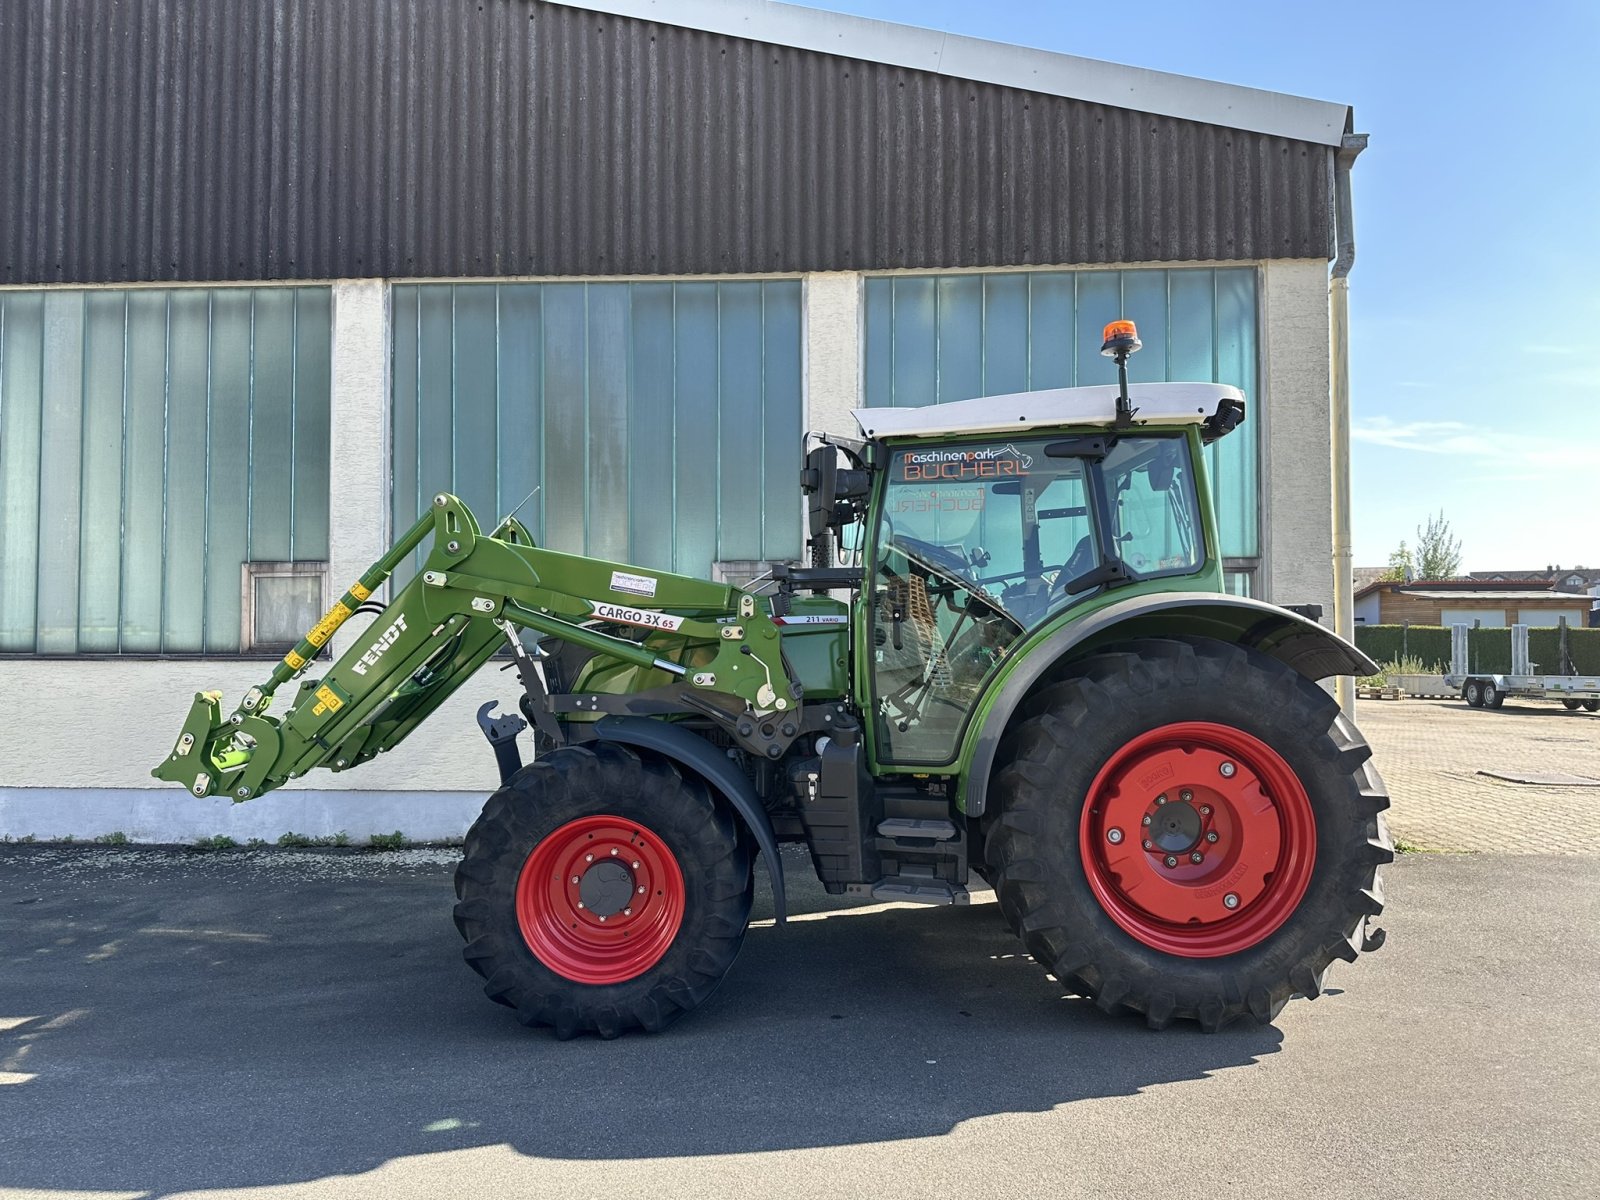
xmin=984 ymin=637 xmax=1392 ymax=1031
xmin=453 ymin=742 xmax=753 ymax=1038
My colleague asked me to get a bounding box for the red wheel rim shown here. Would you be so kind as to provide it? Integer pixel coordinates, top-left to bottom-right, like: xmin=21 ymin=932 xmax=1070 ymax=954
xmin=516 ymin=815 xmax=686 ymax=984
xmin=1079 ymin=722 xmax=1317 ymax=957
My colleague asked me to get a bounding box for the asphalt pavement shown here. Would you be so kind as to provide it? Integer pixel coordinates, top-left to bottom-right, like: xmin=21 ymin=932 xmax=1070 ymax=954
xmin=1 ymin=843 xmax=1595 ymax=1200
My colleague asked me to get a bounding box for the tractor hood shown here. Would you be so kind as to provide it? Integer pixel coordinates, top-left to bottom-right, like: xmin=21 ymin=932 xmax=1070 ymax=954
xmin=852 ymin=382 xmax=1245 ymax=441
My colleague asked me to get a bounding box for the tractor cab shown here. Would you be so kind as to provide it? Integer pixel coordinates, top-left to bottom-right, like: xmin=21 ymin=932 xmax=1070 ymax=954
xmin=800 ymin=375 xmax=1247 ymax=767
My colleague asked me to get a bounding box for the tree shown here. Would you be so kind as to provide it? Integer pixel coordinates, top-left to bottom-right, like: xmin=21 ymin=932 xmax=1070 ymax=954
xmin=1415 ymin=511 xmax=1463 ymax=579
xmin=1382 ymin=540 xmax=1415 ymax=582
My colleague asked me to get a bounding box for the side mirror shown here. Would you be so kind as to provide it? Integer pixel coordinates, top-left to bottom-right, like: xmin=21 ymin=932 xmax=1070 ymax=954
xmin=802 ymin=444 xmax=871 ymax=538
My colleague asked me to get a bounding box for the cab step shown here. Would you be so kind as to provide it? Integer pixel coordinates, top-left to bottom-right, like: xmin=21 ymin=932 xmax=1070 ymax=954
xmin=875 ymin=817 xmax=958 ymax=841
xmin=867 ymin=877 xmax=970 ymax=905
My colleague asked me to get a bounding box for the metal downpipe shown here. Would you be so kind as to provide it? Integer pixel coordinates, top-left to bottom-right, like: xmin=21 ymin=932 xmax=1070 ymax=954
xmin=1330 ymin=131 xmax=1368 ymax=713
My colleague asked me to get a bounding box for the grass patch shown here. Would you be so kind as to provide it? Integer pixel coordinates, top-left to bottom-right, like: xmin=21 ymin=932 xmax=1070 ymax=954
xmin=367 ymin=831 xmax=409 ymax=851
xmin=193 ymin=834 xmax=238 ymax=851
xmin=276 ymin=831 xmax=351 ymax=848
xmin=94 ymin=831 xmax=130 ymax=846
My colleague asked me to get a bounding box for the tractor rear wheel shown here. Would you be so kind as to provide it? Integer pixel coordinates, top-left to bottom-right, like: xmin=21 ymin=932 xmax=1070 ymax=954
xmin=453 ymin=742 xmax=753 ymax=1038
xmin=984 ymin=637 xmax=1391 ymax=1031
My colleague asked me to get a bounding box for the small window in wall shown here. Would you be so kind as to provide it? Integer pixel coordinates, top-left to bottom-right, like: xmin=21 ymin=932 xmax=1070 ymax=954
xmin=1223 ymin=566 xmax=1255 ymax=597
xmin=241 ymin=563 xmax=328 ymax=652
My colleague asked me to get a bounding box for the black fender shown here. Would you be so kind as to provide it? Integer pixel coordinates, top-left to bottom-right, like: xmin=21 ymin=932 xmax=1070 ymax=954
xmin=592 ymin=715 xmax=786 ymax=925
xmin=962 ymin=592 xmax=1376 ymax=819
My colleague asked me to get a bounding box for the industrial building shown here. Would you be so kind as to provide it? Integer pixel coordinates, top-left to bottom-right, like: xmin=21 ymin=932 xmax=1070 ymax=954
xmin=0 ymin=0 xmax=1365 ymax=839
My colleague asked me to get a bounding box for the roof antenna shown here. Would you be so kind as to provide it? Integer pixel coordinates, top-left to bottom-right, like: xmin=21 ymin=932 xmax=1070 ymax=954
xmin=1101 ymin=319 xmax=1142 ymax=428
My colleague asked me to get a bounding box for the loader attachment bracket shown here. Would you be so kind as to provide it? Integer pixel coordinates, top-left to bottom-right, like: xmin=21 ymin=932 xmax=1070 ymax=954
xmin=476 ymin=701 xmax=528 ymax=786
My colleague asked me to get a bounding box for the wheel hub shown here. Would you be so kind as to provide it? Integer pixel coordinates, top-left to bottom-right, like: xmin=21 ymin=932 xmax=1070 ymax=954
xmin=578 ymin=860 xmax=636 ymax=918
xmin=1147 ymin=798 xmax=1202 ymax=853
xmin=516 ymin=815 xmax=686 ymax=984
xmin=1081 ymin=722 xmax=1318 ymax=958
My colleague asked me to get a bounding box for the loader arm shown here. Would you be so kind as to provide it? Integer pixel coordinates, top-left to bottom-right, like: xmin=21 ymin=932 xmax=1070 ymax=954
xmin=152 ymin=494 xmax=798 ymax=802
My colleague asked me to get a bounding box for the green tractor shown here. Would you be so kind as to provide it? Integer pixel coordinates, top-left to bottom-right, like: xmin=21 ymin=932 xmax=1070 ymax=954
xmin=154 ymin=321 xmax=1390 ymax=1037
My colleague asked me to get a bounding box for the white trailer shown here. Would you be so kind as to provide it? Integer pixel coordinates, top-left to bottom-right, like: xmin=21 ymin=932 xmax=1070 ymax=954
xmin=1447 ymin=622 xmax=1600 ymax=711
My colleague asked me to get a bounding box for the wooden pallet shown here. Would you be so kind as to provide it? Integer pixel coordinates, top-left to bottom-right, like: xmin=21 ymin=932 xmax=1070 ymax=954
xmin=1357 ymin=685 xmax=1403 ymax=701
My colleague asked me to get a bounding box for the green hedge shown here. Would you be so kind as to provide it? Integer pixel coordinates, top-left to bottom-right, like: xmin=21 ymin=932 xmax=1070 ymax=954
xmin=1355 ymin=623 xmax=1600 ymax=675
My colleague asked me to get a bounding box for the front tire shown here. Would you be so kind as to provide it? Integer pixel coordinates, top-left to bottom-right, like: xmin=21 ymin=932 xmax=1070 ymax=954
xmin=453 ymin=743 xmax=754 ymax=1038
xmin=984 ymin=637 xmax=1392 ymax=1031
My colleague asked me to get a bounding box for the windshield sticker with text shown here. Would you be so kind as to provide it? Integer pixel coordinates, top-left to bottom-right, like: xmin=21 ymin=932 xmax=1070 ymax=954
xmin=899 ymin=444 xmax=1033 ymax=482
xmin=892 ymin=487 xmax=986 ymax=514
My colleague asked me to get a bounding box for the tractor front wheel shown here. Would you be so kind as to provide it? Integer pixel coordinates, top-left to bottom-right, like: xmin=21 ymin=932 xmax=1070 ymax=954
xmin=984 ymin=637 xmax=1392 ymax=1031
xmin=453 ymin=743 xmax=753 ymax=1038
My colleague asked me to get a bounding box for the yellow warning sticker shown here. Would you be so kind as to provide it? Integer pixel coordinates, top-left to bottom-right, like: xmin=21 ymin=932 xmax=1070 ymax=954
xmin=312 ymin=685 xmax=344 ymax=717
xmin=349 ymin=581 xmax=372 ymax=602
xmin=304 ymin=602 xmax=351 ymax=648
xmin=283 ymin=650 xmax=307 ymax=671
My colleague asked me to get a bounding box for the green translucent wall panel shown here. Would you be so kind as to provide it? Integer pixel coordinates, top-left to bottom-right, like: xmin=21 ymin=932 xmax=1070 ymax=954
xmin=0 ymin=288 xmax=332 ymax=654
xmin=393 ymin=281 xmax=804 ymax=579
xmin=864 ymin=269 xmax=1260 ymax=559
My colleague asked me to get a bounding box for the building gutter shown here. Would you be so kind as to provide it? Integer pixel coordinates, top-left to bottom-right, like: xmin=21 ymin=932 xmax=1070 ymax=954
xmin=1329 ymin=130 xmax=1369 ymax=712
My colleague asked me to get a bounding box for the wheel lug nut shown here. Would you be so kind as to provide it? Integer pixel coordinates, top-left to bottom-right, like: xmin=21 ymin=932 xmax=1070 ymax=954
xmin=1155 ymin=794 xmax=1168 ymax=806
xmin=1206 ymin=831 xmax=1219 ymax=843
xmin=632 ymin=860 xmax=640 ymax=868
xmin=1164 ymin=855 xmax=1179 ymax=868
xmin=1199 ymin=805 xmax=1212 ymax=816
xmin=571 ymin=876 xmax=580 ymax=885
xmin=1141 ymin=814 xmax=1152 ymax=826
xmin=585 ymin=853 xmax=594 ymax=862
xmin=598 ymin=914 xmax=606 ymax=922
xmin=1143 ymin=840 xmax=1154 ymax=851
xmin=577 ymin=902 xmax=585 ymax=909
xmin=1180 ymin=789 xmax=1193 ymax=803
xmin=1223 ymin=892 xmax=1240 ymax=909
xmin=611 ymin=848 xmax=619 ymax=856
xmin=1219 ymin=762 xmax=1236 ymax=778
xmin=637 ymin=885 xmax=646 ymax=894
xmin=624 ymin=907 xmax=633 ymax=916
xmin=1190 ymin=851 xmax=1204 ymax=864
xmin=1106 ymin=828 xmax=1124 ymax=844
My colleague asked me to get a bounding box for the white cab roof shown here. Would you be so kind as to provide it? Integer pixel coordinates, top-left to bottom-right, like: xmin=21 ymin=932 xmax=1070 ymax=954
xmin=852 ymin=383 xmax=1246 ymax=440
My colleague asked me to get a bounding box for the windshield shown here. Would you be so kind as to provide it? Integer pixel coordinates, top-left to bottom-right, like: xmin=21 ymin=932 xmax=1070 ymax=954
xmin=869 ymin=433 xmax=1204 ymax=764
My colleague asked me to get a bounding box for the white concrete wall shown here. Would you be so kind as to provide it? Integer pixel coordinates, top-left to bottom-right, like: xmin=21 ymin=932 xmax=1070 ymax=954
xmin=1259 ymin=259 xmax=1334 ymax=617
xmin=802 ymin=272 xmax=863 ymax=435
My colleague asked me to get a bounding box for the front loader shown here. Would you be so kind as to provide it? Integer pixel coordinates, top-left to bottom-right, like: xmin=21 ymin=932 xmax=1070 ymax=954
xmin=154 ymin=320 xmax=1391 ymax=1038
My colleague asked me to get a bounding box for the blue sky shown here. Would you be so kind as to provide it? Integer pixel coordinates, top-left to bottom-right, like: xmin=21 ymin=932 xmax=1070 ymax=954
xmin=817 ymin=0 xmax=1600 ymax=572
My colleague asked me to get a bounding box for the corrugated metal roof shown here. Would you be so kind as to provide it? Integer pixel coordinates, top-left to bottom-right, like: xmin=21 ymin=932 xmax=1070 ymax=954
xmin=1 ymin=0 xmax=1338 ymax=285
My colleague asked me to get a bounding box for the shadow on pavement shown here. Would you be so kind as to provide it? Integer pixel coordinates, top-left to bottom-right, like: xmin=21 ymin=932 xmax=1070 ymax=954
xmin=0 ymin=847 xmax=1282 ymax=1196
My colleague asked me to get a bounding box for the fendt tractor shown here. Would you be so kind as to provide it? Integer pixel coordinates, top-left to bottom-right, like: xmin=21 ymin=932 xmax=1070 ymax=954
xmin=154 ymin=321 xmax=1391 ymax=1038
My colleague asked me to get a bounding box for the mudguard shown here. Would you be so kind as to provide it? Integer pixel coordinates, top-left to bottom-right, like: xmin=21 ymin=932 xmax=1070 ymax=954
xmin=592 ymin=716 xmax=787 ymax=925
xmin=961 ymin=592 xmax=1376 ymax=818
